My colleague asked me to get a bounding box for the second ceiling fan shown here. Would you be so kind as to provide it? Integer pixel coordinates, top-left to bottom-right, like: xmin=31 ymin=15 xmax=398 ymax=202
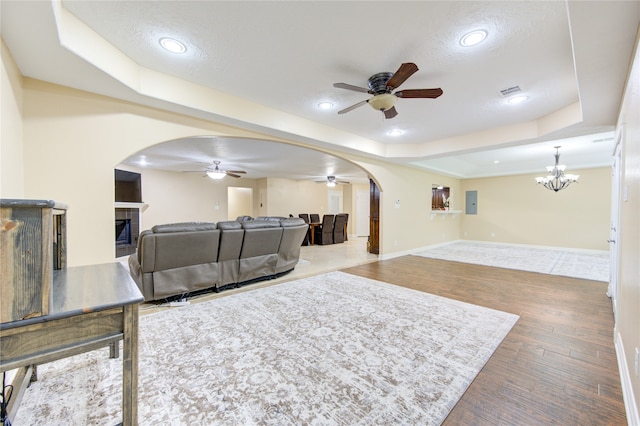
xmin=333 ymin=62 xmax=443 ymax=119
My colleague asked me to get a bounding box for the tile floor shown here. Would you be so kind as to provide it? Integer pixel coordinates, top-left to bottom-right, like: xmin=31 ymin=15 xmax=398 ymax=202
xmin=139 ymin=236 xmax=379 ymax=313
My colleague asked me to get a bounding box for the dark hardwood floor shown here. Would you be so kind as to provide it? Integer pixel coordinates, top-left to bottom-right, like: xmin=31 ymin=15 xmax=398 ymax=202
xmin=342 ymin=255 xmax=627 ymax=425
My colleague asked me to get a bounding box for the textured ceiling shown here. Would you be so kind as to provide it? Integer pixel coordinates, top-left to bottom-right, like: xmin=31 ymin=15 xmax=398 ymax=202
xmin=2 ymin=1 xmax=638 ymax=180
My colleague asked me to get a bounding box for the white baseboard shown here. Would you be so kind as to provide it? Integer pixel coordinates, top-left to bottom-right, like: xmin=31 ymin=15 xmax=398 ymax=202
xmin=378 ymin=240 xmax=463 ymax=260
xmin=380 ymin=239 xmax=609 ymax=261
xmin=615 ymin=328 xmax=639 ymax=425
xmin=460 ymin=239 xmax=609 ymax=255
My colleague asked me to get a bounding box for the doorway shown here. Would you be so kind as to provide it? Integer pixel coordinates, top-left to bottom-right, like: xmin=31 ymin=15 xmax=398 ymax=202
xmin=356 ymin=189 xmax=369 ymax=237
xmin=608 ymin=139 xmax=621 ymax=318
xmin=327 ymin=190 xmax=343 ymax=214
xmin=369 ymin=179 xmax=380 ymax=254
xmin=228 ymin=187 xmax=253 ymax=220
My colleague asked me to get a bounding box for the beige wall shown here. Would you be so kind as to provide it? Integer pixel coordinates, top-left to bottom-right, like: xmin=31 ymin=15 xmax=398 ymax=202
xmin=0 ymin=44 xmax=619 ymax=262
xmin=461 ymin=167 xmax=611 ymax=250
xmin=6 ymin=75 xmax=461 ymax=265
xmin=18 ymin=79 xmax=277 ymax=266
xmin=265 ymin=177 xmax=341 ymax=218
xmin=360 ymin=161 xmax=462 ymax=255
xmin=115 ymin=164 xmax=259 ymax=229
xmin=615 ymin=27 xmax=640 ymax=421
xmin=1 ymin=39 xmax=24 ymax=197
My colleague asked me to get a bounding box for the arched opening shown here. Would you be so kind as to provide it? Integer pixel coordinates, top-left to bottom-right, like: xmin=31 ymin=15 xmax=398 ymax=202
xmin=114 ymin=135 xmax=379 ymax=265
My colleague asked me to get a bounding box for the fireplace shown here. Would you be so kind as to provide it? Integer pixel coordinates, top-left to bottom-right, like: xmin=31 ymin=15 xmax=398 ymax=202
xmin=115 ymin=208 xmax=139 ymax=258
xmin=116 ymin=218 xmax=132 ymax=245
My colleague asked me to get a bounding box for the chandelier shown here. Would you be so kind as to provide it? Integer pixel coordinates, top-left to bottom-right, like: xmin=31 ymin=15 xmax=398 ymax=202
xmin=535 ymin=146 xmax=579 ymax=192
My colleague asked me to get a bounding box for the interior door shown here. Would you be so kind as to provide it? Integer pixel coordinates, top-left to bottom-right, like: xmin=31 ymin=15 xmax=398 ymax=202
xmin=356 ymin=189 xmax=369 ymax=236
xmin=608 ymin=140 xmax=621 ymax=318
xmin=369 ymin=179 xmax=380 ymax=254
xmin=328 ymin=190 xmax=342 ymax=214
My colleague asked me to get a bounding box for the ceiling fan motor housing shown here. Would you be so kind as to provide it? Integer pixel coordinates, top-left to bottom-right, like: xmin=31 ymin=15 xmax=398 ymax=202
xmin=368 ymin=72 xmax=394 ymax=94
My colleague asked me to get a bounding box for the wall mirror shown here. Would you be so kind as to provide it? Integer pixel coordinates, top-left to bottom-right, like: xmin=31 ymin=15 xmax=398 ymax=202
xmin=432 ymin=185 xmax=450 ymax=210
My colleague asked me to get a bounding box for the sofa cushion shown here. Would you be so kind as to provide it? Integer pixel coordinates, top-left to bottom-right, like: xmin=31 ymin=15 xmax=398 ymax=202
xmin=217 ymin=220 xmax=242 ymax=230
xmin=255 ymin=216 xmax=286 ymax=222
xmin=152 ymin=222 xmax=217 ymax=233
xmin=280 ymin=217 xmax=306 ymax=227
xmin=152 ymin=229 xmax=220 ymax=271
xmin=241 ymin=220 xmax=281 ymax=229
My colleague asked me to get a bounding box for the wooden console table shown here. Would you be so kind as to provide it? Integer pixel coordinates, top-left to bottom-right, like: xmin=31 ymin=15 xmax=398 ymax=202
xmin=0 ymin=262 xmax=144 ymax=425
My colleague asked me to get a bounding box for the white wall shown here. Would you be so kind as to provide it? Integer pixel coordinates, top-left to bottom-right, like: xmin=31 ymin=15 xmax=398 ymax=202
xmin=615 ymin=27 xmax=640 ymax=422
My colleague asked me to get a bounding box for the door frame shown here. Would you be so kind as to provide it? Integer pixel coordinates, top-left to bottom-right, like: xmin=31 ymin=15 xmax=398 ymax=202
xmin=608 ymin=136 xmax=622 ymax=319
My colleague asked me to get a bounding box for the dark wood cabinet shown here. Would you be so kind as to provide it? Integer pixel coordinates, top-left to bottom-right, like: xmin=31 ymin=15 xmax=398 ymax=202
xmin=0 ymin=199 xmax=68 ymax=323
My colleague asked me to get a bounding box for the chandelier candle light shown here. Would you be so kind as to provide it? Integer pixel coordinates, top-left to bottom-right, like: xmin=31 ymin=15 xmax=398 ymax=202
xmin=535 ymin=146 xmax=579 ymax=192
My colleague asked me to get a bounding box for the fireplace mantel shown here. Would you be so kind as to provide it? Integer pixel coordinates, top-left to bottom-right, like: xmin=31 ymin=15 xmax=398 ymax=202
xmin=115 ymin=202 xmax=148 ymax=211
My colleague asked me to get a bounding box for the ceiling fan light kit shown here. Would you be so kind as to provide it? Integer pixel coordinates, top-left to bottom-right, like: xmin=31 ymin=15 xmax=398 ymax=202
xmin=317 ymin=175 xmax=350 ymax=187
xmin=207 ymin=171 xmax=227 ymax=180
xmin=368 ymin=93 xmax=397 ymax=112
xmin=184 ymin=160 xmax=247 ymax=180
xmin=333 ymin=62 xmax=443 ymax=120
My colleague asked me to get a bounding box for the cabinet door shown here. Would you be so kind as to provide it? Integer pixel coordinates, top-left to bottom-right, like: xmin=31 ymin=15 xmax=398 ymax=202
xmin=1 ymin=206 xmax=52 ymax=322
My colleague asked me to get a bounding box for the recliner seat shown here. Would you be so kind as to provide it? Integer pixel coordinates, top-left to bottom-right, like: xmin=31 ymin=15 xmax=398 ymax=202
xmin=128 ymin=217 xmax=308 ymax=301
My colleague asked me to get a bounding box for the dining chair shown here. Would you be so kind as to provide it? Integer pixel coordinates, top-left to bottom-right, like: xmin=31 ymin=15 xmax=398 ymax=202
xmin=333 ymin=214 xmax=346 ymax=244
xmin=314 ymin=214 xmax=335 ymax=245
xmin=298 ymin=214 xmax=310 ymax=245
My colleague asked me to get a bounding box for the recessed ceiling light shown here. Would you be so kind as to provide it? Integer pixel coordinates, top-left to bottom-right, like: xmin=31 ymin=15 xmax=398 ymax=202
xmin=159 ymin=37 xmax=187 ymax=54
xmin=387 ymin=129 xmax=404 ymax=136
xmin=507 ymin=95 xmax=529 ymax=104
xmin=493 ymin=160 xmax=500 ymax=164
xmin=317 ymin=102 xmax=334 ymax=110
xmin=460 ymin=30 xmax=487 ymax=47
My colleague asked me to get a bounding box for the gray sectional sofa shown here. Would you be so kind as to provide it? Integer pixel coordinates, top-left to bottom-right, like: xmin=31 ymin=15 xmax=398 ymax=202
xmin=128 ymin=217 xmax=308 ymax=301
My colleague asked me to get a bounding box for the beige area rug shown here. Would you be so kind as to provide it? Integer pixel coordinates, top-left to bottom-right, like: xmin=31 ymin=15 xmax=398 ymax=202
xmin=414 ymin=241 xmax=609 ymax=282
xmin=15 ymin=271 xmax=518 ymax=425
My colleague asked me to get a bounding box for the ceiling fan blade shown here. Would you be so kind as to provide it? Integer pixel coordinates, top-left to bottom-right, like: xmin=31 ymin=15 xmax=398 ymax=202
xmin=225 ymin=170 xmax=246 ymax=174
xmin=333 ymin=83 xmax=372 ymax=94
xmin=395 ymin=88 xmax=443 ymax=99
xmin=384 ymin=106 xmax=398 ymax=119
xmin=225 ymin=172 xmax=242 ymax=178
xmin=385 ymin=62 xmax=419 ymax=90
xmin=338 ymin=99 xmax=368 ymax=114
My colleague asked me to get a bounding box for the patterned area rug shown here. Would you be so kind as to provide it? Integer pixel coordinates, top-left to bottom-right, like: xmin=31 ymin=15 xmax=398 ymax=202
xmin=15 ymin=271 xmax=518 ymax=425
xmin=414 ymin=241 xmax=609 ymax=282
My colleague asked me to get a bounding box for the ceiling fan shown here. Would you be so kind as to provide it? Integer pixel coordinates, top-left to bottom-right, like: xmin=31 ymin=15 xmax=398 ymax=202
xmin=333 ymin=62 xmax=443 ymax=119
xmin=185 ymin=160 xmax=247 ymax=179
xmin=316 ymin=175 xmax=350 ymax=187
